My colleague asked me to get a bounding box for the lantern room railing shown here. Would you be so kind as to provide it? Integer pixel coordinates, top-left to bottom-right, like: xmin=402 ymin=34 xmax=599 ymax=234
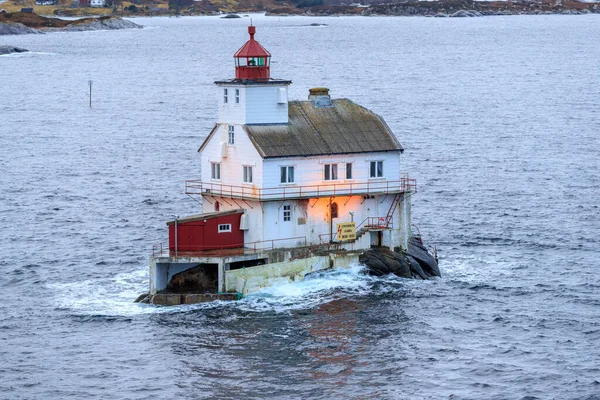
xmin=185 ymin=176 xmax=416 ymax=201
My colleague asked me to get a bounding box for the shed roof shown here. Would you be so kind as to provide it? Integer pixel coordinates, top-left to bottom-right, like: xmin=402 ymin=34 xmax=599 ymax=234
xmin=243 ymin=99 xmax=403 ymax=158
xmin=166 ymin=209 xmax=244 ymax=226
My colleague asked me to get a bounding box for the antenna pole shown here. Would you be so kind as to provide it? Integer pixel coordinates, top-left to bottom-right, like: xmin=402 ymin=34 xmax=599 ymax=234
xmin=88 ymin=80 xmax=93 ymax=108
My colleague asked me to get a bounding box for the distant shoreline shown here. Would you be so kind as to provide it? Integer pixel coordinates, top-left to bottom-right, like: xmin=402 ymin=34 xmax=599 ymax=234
xmin=1 ymin=1 xmax=598 ymax=22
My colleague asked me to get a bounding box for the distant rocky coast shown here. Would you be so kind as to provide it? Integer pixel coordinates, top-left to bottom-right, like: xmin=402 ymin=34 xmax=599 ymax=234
xmin=267 ymin=0 xmax=599 ymax=16
xmin=0 ymin=12 xmax=142 ymax=35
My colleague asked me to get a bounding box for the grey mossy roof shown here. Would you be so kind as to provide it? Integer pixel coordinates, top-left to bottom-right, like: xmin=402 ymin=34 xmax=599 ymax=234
xmin=244 ymin=99 xmax=403 ymax=158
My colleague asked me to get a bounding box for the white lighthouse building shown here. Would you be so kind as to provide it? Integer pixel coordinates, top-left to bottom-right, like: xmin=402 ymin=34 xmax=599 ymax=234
xmin=147 ymin=26 xmax=416 ymax=304
xmin=188 ymin=25 xmax=415 ymax=251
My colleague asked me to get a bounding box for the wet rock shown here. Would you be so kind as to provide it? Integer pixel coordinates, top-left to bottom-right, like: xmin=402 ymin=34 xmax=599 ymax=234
xmin=361 ymin=236 xmax=440 ymax=279
xmin=404 ymin=237 xmax=441 ymax=277
xmin=0 ymin=45 xmax=30 ymax=54
xmin=167 ymin=264 xmax=218 ymax=293
xmin=134 ymin=292 xmax=150 ymax=303
xmin=0 ymin=22 xmax=42 ymax=36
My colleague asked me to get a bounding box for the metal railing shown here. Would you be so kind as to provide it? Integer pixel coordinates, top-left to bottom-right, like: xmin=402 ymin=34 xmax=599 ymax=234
xmin=355 ymin=216 xmax=391 ymax=232
xmin=151 ymin=236 xmax=308 ymax=258
xmin=186 ymin=176 xmax=417 ymax=201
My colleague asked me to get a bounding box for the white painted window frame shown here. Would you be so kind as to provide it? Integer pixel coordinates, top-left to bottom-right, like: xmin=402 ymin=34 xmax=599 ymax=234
xmin=345 ymin=163 xmax=353 ymax=180
xmin=369 ymin=160 xmax=384 ymax=178
xmin=280 ymin=165 xmax=295 ymax=184
xmin=211 ymin=162 xmax=221 ymax=180
xmin=324 ymin=163 xmax=338 ymax=181
xmin=218 ymin=224 xmax=232 ymax=233
xmin=243 ymin=165 xmax=253 ymax=183
xmin=228 ymin=125 xmax=235 ymax=145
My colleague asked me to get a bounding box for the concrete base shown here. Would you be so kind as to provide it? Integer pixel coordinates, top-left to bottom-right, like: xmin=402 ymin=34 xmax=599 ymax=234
xmin=147 ymin=245 xmax=363 ymax=304
xmin=150 ymin=292 xmax=239 ymax=305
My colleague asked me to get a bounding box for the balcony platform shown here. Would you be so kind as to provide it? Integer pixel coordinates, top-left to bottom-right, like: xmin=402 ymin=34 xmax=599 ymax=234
xmin=186 ymin=176 xmax=416 ymax=201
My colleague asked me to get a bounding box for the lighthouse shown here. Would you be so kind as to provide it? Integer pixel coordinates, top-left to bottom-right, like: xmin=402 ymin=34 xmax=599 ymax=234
xmin=146 ymin=26 xmax=418 ymax=303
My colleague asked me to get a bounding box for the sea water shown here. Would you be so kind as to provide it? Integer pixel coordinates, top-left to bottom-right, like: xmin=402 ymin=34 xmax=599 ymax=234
xmin=1 ymin=14 xmax=599 ymax=399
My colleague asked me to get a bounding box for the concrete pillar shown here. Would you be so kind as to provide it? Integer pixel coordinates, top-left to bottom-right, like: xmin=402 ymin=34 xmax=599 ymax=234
xmin=218 ymin=260 xmax=225 ymax=293
xmin=149 ymin=260 xmax=169 ymax=294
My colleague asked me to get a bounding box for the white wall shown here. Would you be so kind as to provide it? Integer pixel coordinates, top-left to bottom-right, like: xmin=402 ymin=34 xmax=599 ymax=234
xmin=200 ymin=124 xmax=264 ymax=199
xmin=216 ymin=84 xmax=289 ymax=125
xmin=262 ymin=151 xmax=402 ymax=190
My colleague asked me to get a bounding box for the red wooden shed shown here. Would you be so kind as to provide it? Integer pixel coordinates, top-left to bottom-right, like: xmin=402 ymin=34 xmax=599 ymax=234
xmin=167 ymin=209 xmax=244 ymax=252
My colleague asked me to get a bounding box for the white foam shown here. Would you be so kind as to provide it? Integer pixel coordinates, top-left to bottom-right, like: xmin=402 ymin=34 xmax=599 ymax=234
xmin=47 ymin=263 xmax=392 ymax=316
xmin=235 ymin=264 xmax=373 ymax=312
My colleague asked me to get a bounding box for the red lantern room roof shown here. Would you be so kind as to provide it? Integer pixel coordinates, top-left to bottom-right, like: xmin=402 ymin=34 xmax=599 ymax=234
xmin=234 ymin=25 xmax=271 ymax=58
xmin=233 ymin=26 xmax=271 ymax=80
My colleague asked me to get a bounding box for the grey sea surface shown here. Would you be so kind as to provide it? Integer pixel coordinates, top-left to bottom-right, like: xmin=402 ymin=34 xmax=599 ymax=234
xmin=1 ymin=14 xmax=599 ymax=400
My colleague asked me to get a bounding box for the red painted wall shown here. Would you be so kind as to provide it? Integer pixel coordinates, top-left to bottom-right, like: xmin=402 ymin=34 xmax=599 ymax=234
xmin=168 ymin=212 xmax=244 ymax=252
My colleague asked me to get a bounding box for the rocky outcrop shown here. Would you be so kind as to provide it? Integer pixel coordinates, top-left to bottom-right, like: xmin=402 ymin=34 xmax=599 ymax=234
xmin=0 ymin=12 xmax=141 ymax=35
xmin=0 ymin=45 xmax=29 ymax=55
xmin=0 ymin=21 xmax=42 ymax=36
xmin=359 ymin=237 xmax=440 ymax=279
xmin=44 ymin=16 xmax=142 ymax=32
xmin=268 ymin=0 xmax=600 ymax=16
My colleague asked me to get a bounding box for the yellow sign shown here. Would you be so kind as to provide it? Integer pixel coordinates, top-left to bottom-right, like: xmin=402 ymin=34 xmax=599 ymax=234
xmin=336 ymin=222 xmax=356 ymax=242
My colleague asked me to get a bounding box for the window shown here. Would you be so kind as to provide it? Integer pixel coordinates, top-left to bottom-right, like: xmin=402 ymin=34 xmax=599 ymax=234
xmin=324 ymin=164 xmax=338 ymax=181
xmin=223 ymin=88 xmax=228 ymax=104
xmin=370 ymin=161 xmax=383 ymax=178
xmin=280 ymin=166 xmax=294 ymax=183
xmin=235 ymin=89 xmax=240 ymax=104
xmin=218 ymin=224 xmax=231 ymax=233
xmin=243 ymin=166 xmax=252 ymax=183
xmin=211 ymin=162 xmax=221 ymax=180
xmin=283 ymin=205 xmax=291 ymax=222
xmin=228 ymin=126 xmax=235 ymax=145
xmin=346 ymin=163 xmax=353 ymax=180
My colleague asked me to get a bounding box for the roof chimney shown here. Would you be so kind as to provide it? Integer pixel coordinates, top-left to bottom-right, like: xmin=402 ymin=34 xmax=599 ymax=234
xmin=308 ymin=87 xmax=332 ymax=108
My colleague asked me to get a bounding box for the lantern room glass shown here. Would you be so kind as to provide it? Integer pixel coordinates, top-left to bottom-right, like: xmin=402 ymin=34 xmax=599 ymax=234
xmin=235 ymin=57 xmax=271 ymax=67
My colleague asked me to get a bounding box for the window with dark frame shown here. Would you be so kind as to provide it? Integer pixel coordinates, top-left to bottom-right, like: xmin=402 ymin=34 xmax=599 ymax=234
xmin=346 ymin=163 xmax=352 ymax=179
xmin=224 ymin=88 xmax=228 ymax=104
xmin=283 ymin=205 xmax=291 ymax=222
xmin=235 ymin=89 xmax=240 ymax=104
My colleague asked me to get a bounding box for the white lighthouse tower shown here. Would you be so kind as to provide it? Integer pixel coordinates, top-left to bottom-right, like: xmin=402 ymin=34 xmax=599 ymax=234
xmin=215 ymin=25 xmax=291 ymax=126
